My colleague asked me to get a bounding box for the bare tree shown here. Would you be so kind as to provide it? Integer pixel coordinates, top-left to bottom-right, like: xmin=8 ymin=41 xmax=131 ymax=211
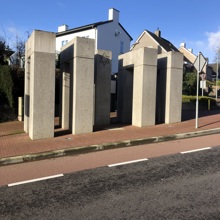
xmin=14 ymin=36 xmax=25 ymax=67
xmin=0 ymin=37 xmax=6 ymax=64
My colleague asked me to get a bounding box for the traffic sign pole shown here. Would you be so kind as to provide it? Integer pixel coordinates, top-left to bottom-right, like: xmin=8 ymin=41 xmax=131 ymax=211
xmin=195 ymin=53 xmax=200 ymax=129
xmin=194 ymin=52 xmax=207 ymax=129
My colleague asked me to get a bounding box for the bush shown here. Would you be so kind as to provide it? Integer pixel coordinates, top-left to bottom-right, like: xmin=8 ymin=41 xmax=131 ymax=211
xmin=182 ymin=95 xmax=216 ymax=105
xmin=0 ymin=65 xmax=24 ymax=110
xmin=0 ymin=65 xmax=14 ymax=108
xmin=182 ymin=72 xmax=197 ymax=95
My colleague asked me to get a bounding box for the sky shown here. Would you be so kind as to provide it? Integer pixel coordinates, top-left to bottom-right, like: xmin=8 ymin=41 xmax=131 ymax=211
xmin=0 ymin=0 xmax=220 ymax=63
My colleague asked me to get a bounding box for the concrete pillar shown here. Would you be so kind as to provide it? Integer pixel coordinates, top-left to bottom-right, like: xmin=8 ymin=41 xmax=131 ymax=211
xmin=18 ymin=97 xmax=24 ymax=121
xmin=61 ymin=63 xmax=71 ymax=130
xmin=24 ymin=43 xmax=30 ymax=132
xmin=73 ymin=38 xmax=94 ymax=134
xmin=157 ymin=52 xmax=183 ymax=124
xmin=118 ymin=47 xmax=157 ymax=127
xmin=60 ymin=37 xmax=95 ymax=134
xmin=132 ymin=48 xmax=157 ymax=127
xmin=94 ymin=50 xmax=112 ymax=126
xmin=24 ymin=30 xmax=55 ymax=140
xmin=165 ymin=52 xmax=183 ymax=123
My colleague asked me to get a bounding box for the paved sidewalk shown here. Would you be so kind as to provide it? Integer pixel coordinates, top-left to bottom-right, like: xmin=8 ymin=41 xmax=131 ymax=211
xmin=0 ymin=110 xmax=220 ymax=166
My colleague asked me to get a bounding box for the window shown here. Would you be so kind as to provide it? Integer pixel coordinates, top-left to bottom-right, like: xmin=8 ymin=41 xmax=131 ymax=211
xmin=120 ymin=41 xmax=124 ymax=54
xmin=61 ymin=40 xmax=68 ymax=47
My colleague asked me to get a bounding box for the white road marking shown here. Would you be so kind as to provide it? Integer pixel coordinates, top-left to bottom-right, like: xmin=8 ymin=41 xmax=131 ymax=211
xmin=181 ymin=147 xmax=212 ymax=154
xmin=8 ymin=174 xmax=64 ymax=187
xmin=108 ymin=158 xmax=148 ymax=167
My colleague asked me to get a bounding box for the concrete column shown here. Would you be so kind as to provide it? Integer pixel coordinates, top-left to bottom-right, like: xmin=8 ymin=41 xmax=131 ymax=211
xmin=18 ymin=97 xmax=24 ymax=121
xmin=118 ymin=47 xmax=157 ymax=127
xmin=24 ymin=30 xmax=55 ymax=140
xmin=157 ymin=52 xmax=183 ymax=124
xmin=165 ymin=52 xmax=183 ymax=123
xmin=72 ymin=37 xmax=95 ymax=134
xmin=61 ymin=63 xmax=71 ymax=130
xmin=60 ymin=37 xmax=95 ymax=135
xmin=94 ymin=50 xmax=112 ymax=126
xmin=24 ymin=42 xmax=30 ymax=132
xmin=132 ymin=48 xmax=157 ymax=127
xmin=60 ymin=44 xmax=74 ymax=132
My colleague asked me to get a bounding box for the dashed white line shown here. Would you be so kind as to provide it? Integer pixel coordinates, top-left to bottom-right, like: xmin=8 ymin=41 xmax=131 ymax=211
xmin=8 ymin=174 xmax=64 ymax=187
xmin=181 ymin=147 xmax=212 ymax=154
xmin=108 ymin=158 xmax=148 ymax=167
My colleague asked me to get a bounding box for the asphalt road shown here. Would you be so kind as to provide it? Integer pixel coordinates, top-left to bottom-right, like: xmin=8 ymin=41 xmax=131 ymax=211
xmin=2 ymin=133 xmax=220 ymax=186
xmin=1 ymin=146 xmax=220 ymax=219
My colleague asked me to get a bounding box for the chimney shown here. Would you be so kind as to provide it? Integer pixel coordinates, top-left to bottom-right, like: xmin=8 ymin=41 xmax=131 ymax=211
xmin=58 ymin=24 xmax=69 ymax=32
xmin=188 ymin=48 xmax=193 ymax=53
xmin=155 ymin=28 xmax=161 ymax=37
xmin=108 ymin=8 xmax=119 ymax=22
xmin=180 ymin=42 xmax=186 ymax=48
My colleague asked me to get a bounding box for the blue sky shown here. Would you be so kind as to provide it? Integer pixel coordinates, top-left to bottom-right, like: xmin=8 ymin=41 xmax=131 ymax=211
xmin=0 ymin=0 xmax=220 ymax=63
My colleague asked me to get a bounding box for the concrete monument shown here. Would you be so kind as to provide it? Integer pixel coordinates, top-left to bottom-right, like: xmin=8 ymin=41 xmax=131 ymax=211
xmin=117 ymin=47 xmax=183 ymax=127
xmin=157 ymin=52 xmax=183 ymax=124
xmin=24 ymin=30 xmax=183 ymax=141
xmin=24 ymin=30 xmax=56 ymax=140
xmin=60 ymin=37 xmax=112 ymax=134
xmin=118 ymin=47 xmax=158 ymax=127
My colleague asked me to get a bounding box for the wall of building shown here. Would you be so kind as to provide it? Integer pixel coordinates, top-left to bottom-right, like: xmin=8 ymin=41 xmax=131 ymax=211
xmin=97 ymin=23 xmax=131 ymax=74
xmin=56 ymin=29 xmax=96 ymax=52
xmin=131 ymin=32 xmax=165 ymax=54
xmin=56 ymin=24 xmax=131 ymax=74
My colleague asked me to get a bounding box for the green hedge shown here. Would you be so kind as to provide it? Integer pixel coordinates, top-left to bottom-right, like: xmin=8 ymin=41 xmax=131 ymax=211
xmin=206 ymin=80 xmax=220 ymax=87
xmin=0 ymin=65 xmax=24 ymax=110
xmin=182 ymin=95 xmax=216 ymax=105
xmin=0 ymin=65 xmax=14 ymax=108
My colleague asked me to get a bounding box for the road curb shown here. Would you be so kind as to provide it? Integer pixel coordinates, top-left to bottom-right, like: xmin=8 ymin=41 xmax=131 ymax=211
xmin=1 ymin=127 xmax=220 ymax=166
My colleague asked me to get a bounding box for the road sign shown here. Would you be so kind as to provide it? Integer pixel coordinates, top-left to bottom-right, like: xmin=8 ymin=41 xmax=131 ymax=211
xmin=194 ymin=52 xmax=207 ymax=129
xmin=200 ymin=80 xmax=206 ymax=89
xmin=194 ymin=52 xmax=207 ymax=72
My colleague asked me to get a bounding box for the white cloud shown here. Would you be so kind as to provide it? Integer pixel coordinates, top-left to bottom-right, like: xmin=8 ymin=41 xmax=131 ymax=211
xmin=194 ymin=40 xmax=206 ymax=49
xmin=7 ymin=27 xmax=17 ymax=35
xmin=184 ymin=29 xmax=220 ymax=62
xmin=206 ymin=28 xmax=220 ymax=51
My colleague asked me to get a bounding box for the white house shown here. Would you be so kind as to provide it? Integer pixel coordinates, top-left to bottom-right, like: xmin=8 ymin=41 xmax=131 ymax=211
xmin=56 ymin=8 xmax=132 ymax=74
xmin=8 ymin=51 xmax=25 ymax=68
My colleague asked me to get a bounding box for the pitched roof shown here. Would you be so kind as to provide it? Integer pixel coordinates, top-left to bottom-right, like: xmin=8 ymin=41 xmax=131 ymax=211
xmin=178 ymin=46 xmax=197 ymax=64
xmin=131 ymin=29 xmax=178 ymax=52
xmin=56 ymin=20 xmax=133 ymax=40
xmin=145 ymin=30 xmax=179 ymax=52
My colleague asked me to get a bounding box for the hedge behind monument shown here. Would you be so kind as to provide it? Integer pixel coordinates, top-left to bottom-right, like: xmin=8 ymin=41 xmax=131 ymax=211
xmin=0 ymin=65 xmax=24 ymax=117
xmin=0 ymin=65 xmax=14 ymax=108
